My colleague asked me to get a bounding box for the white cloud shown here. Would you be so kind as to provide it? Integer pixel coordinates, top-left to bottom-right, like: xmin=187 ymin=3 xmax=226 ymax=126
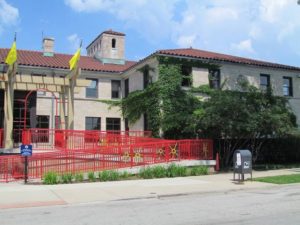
xmin=176 ymin=35 xmax=196 ymax=47
xmin=205 ymin=7 xmax=239 ymax=24
xmin=259 ymin=0 xmax=290 ymax=23
xmin=65 ymin=0 xmax=177 ymax=44
xmin=231 ymin=39 xmax=254 ymax=53
xmin=64 ymin=0 xmax=113 ymax=13
xmin=0 ymin=0 xmax=19 ymax=33
xmin=67 ymin=33 xmax=81 ymax=51
xmin=249 ymin=25 xmax=262 ymax=40
xmin=65 ymin=0 xmax=300 ymax=65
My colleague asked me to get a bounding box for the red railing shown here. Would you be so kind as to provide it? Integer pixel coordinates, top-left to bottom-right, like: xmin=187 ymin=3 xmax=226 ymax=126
xmin=0 ymin=129 xmax=213 ymax=182
xmin=20 ymin=129 xmax=154 ymax=151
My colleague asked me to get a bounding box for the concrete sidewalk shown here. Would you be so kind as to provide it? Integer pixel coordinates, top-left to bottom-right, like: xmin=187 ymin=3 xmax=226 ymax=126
xmin=0 ymin=168 xmax=300 ymax=210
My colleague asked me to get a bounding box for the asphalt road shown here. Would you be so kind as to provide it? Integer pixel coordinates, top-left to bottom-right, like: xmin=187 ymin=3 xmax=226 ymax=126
xmin=1 ymin=184 xmax=300 ymax=225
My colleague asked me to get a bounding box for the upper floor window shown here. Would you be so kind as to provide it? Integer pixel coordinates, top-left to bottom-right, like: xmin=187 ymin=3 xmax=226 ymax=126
xmin=209 ymin=69 xmax=221 ymax=89
xmin=181 ymin=65 xmax=192 ymax=87
xmin=283 ymin=77 xmax=293 ymax=97
xmin=125 ymin=79 xmax=129 ymax=97
xmin=111 ymin=80 xmax=121 ymax=99
xmin=112 ymin=38 xmax=116 ymax=48
xmin=260 ymin=74 xmax=270 ymax=91
xmin=86 ymin=78 xmax=98 ymax=98
xmin=143 ymin=68 xmax=150 ymax=89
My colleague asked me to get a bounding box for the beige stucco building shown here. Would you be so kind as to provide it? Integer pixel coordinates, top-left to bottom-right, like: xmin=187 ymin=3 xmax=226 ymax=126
xmin=123 ymin=49 xmax=300 ymax=129
xmin=0 ymin=29 xmax=300 ymax=146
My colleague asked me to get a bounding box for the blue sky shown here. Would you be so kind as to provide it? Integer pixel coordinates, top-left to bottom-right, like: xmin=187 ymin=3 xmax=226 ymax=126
xmin=0 ymin=0 xmax=300 ymax=66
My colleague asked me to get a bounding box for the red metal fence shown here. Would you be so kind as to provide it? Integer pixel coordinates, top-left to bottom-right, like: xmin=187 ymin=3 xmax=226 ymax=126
xmin=0 ymin=129 xmax=213 ymax=182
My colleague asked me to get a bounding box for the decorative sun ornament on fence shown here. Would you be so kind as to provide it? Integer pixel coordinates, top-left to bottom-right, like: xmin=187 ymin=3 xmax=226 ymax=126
xmin=157 ymin=148 xmax=165 ymax=158
xmin=122 ymin=151 xmax=131 ymax=162
xmin=134 ymin=152 xmax=142 ymax=163
xmin=169 ymin=143 xmax=178 ymax=158
xmin=98 ymin=138 xmax=107 ymax=146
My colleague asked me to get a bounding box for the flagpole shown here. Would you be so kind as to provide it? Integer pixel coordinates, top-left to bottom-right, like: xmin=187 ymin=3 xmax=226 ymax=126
xmin=67 ymin=39 xmax=82 ymax=130
xmin=3 ymin=33 xmax=17 ymax=151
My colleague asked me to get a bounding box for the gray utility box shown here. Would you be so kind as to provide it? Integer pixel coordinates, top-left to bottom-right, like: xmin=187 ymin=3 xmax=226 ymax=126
xmin=233 ymin=149 xmax=252 ymax=181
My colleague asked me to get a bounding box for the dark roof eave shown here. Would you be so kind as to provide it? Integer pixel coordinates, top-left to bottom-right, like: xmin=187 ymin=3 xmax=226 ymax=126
xmin=156 ymin=53 xmax=300 ymax=72
xmin=122 ymin=53 xmax=157 ymax=74
xmin=12 ymin=63 xmax=124 ymax=74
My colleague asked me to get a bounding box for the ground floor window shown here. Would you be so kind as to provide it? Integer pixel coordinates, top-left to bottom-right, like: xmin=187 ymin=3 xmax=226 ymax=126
xmin=35 ymin=115 xmax=50 ymax=143
xmin=85 ymin=117 xmax=101 ymax=130
xmin=36 ymin=115 xmax=50 ymax=128
xmin=125 ymin=118 xmax=129 ymax=131
xmin=106 ymin=118 xmax=121 ymax=131
xmin=144 ymin=113 xmax=148 ymax=131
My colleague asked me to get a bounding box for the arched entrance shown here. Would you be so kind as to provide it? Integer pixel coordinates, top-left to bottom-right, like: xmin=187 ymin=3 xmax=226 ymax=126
xmin=23 ymin=88 xmax=59 ymax=130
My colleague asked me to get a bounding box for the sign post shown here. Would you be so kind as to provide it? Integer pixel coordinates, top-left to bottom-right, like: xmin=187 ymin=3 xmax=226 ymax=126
xmin=20 ymin=144 xmax=32 ymax=184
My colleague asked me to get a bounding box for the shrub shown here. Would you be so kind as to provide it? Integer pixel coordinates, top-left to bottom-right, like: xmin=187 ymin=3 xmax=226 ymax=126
xmin=88 ymin=171 xmax=96 ymax=182
xmin=166 ymin=164 xmax=188 ymax=177
xmin=177 ymin=166 xmax=187 ymax=177
xmin=120 ymin=171 xmax=129 ymax=179
xmin=43 ymin=171 xmax=59 ymax=185
xmin=139 ymin=167 xmax=154 ymax=179
xmin=99 ymin=170 xmax=110 ymax=181
xmin=152 ymin=166 xmax=167 ymax=178
xmin=190 ymin=166 xmax=209 ymax=176
xmin=61 ymin=174 xmax=68 ymax=184
xmin=67 ymin=173 xmax=73 ymax=182
xmin=167 ymin=164 xmax=177 ymax=177
xmin=108 ymin=170 xmax=120 ymax=181
xmin=75 ymin=173 xmax=84 ymax=182
xmin=61 ymin=173 xmax=73 ymax=183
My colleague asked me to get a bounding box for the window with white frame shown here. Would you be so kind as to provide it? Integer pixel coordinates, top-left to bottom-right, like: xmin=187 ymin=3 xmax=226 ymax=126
xmin=283 ymin=77 xmax=293 ymax=97
xmin=86 ymin=78 xmax=98 ymax=98
xmin=111 ymin=80 xmax=121 ymax=99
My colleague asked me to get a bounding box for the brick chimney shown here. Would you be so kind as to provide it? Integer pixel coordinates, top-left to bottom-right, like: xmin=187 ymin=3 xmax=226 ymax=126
xmin=42 ymin=37 xmax=55 ymax=56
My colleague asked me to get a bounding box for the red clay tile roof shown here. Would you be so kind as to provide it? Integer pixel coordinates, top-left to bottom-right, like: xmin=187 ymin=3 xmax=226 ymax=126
xmin=0 ymin=48 xmax=136 ymax=73
xmin=156 ymin=48 xmax=300 ymax=71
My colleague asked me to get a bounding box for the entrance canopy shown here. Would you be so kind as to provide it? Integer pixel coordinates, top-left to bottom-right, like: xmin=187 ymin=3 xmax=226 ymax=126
xmin=0 ymin=73 xmax=91 ymax=93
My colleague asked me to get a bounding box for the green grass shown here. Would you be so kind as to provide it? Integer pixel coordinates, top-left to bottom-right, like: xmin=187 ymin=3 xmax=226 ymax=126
xmin=254 ymin=174 xmax=300 ymax=184
xmin=253 ymin=163 xmax=300 ymax=171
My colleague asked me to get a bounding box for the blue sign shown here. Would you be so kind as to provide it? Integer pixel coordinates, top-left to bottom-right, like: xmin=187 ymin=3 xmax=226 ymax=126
xmin=20 ymin=145 xmax=32 ymax=156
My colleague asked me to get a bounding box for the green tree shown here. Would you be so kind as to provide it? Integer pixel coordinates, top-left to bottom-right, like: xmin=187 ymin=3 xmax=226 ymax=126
xmin=195 ymin=84 xmax=297 ymax=167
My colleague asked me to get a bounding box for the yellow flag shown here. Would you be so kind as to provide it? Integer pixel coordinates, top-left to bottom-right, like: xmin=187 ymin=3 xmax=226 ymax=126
xmin=69 ymin=48 xmax=81 ymax=70
xmin=5 ymin=41 xmax=17 ymax=66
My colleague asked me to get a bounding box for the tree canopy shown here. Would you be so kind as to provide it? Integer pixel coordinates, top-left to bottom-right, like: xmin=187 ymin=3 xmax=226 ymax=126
xmin=194 ymin=84 xmax=297 ymax=166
